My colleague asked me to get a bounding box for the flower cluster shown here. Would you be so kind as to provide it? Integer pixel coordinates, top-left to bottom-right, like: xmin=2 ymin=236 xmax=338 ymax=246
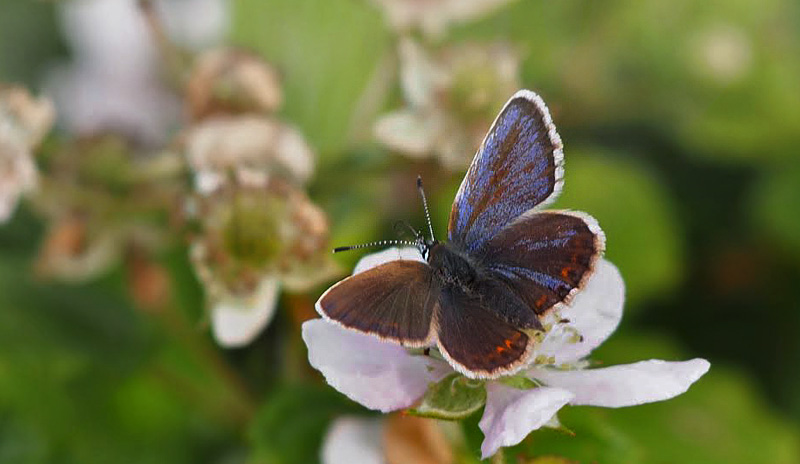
xmin=183 ymin=48 xmax=337 ymax=347
xmin=374 ymin=39 xmax=521 ymax=170
xmin=2 ymin=1 xmax=336 ymax=345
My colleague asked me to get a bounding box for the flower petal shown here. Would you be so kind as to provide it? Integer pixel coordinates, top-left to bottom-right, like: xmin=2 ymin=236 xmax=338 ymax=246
xmin=272 ymin=123 xmax=315 ymax=184
xmin=373 ymin=110 xmax=437 ymax=157
xmin=533 ymin=358 xmax=711 ymax=408
xmin=398 ymin=38 xmax=446 ymax=108
xmin=321 ymin=416 xmax=385 ymax=464
xmin=478 ymin=384 xmax=573 ymax=459
xmin=536 ymin=259 xmax=625 ymax=364
xmin=211 ymin=277 xmax=280 ymax=348
xmin=302 ymin=319 xmax=448 ymax=412
xmin=353 ymin=247 xmax=425 ymax=275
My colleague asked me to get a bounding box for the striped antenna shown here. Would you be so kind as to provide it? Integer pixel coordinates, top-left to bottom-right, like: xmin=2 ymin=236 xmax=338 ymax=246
xmin=417 ymin=176 xmax=435 ymax=241
xmin=333 ymin=239 xmax=418 ymax=253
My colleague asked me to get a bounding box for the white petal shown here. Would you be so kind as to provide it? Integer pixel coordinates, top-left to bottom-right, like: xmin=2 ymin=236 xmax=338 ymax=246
xmin=185 ymin=117 xmax=314 ymax=187
xmin=442 ymin=0 xmax=517 ymax=27
xmin=353 ymin=247 xmax=425 ymax=275
xmin=302 ymin=319 xmax=448 ymax=412
xmin=60 ymin=0 xmax=156 ymax=73
xmin=193 ymin=171 xmax=223 ymax=195
xmin=0 ymin=135 xmax=37 ymax=223
xmin=211 ymin=278 xmax=280 ymax=348
xmin=373 ymin=110 xmax=437 ymax=156
xmin=536 ymin=259 xmax=625 ymax=364
xmin=155 ymin=0 xmax=229 ymax=51
xmin=321 ymin=416 xmax=385 ymax=464
xmin=479 ymin=384 xmax=573 ymax=459
xmin=533 ymin=358 xmax=711 ymax=408
xmin=398 ymin=38 xmax=445 ymax=108
xmin=272 ymin=124 xmax=315 ymax=184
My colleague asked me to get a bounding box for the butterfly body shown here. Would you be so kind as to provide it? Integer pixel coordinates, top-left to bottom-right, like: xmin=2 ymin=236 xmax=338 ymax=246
xmin=427 ymin=241 xmax=480 ymax=292
xmin=317 ymin=90 xmax=605 ymax=378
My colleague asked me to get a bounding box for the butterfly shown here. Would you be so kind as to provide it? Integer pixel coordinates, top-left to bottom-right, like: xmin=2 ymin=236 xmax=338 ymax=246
xmin=316 ymin=90 xmax=605 ymax=379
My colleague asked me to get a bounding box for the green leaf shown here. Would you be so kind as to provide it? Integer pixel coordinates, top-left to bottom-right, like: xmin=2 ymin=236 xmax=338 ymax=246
xmin=408 ymin=374 xmax=487 ymax=421
xmin=498 ymin=375 xmax=539 ymax=390
xmin=750 ymin=162 xmax=800 ymax=256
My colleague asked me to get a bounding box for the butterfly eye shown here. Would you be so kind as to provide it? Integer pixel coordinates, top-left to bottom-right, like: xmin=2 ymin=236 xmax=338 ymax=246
xmin=418 ymin=241 xmax=430 ymax=260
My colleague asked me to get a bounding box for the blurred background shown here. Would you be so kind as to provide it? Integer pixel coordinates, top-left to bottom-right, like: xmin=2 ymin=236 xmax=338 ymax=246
xmin=1 ymin=0 xmax=799 ymax=463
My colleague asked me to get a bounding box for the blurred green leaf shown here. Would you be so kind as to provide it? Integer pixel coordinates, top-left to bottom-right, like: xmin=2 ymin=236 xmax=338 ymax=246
xmin=458 ymin=0 xmax=800 ymax=164
xmin=0 ymin=216 xmax=240 ymax=464
xmin=750 ymin=162 xmax=800 ymax=255
xmin=248 ymin=383 xmax=362 ymax=464
xmin=232 ymin=0 xmax=392 ymax=161
xmin=553 ymin=149 xmax=684 ymax=308
xmin=0 ymin=0 xmax=65 ymax=86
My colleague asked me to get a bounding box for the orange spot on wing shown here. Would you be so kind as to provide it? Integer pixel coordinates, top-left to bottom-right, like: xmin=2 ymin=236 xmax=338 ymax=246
xmin=535 ymin=295 xmax=548 ymax=309
xmin=561 ymin=266 xmax=571 ymax=278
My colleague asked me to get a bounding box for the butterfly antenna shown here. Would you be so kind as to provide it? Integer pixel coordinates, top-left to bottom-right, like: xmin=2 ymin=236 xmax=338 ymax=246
xmin=333 ymin=240 xmax=417 ymax=253
xmin=417 ymin=176 xmax=435 ymax=241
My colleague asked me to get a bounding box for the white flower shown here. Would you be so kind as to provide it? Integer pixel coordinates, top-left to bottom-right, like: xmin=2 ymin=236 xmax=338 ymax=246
xmin=374 ymin=39 xmax=521 ymax=170
xmin=303 ymin=248 xmax=710 ymax=459
xmin=191 ymin=181 xmax=337 ymax=348
xmin=0 ymin=86 xmax=54 ymax=223
xmin=371 ymin=0 xmax=518 ymax=38
xmin=44 ymin=0 xmax=228 ymax=146
xmin=184 ymin=116 xmax=315 ymax=195
xmin=210 ymin=275 xmax=280 ymax=348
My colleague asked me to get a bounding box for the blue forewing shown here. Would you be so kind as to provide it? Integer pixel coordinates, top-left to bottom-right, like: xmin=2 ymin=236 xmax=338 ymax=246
xmin=448 ymin=90 xmax=564 ymax=253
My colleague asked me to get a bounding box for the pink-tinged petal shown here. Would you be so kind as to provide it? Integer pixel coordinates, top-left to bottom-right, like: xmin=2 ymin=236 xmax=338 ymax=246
xmin=536 ymin=259 xmax=625 ymax=364
xmin=303 ymin=319 xmax=448 ymax=412
xmin=211 ymin=277 xmax=280 ymax=348
xmin=479 ymin=384 xmax=573 ymax=459
xmin=533 ymin=358 xmax=710 ymax=408
xmin=353 ymin=247 xmax=425 ymax=275
xmin=322 ymin=416 xmax=385 ymax=464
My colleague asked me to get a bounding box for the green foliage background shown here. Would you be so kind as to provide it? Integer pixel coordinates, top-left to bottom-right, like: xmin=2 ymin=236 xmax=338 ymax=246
xmin=2 ymin=0 xmax=800 ymax=462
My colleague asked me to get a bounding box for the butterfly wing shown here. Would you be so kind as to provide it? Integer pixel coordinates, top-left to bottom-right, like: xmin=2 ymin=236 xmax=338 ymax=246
xmin=448 ymin=90 xmax=564 ymax=253
xmin=480 ymin=211 xmax=605 ymax=315
xmin=316 ymin=260 xmax=438 ymax=347
xmin=436 ymin=286 xmax=533 ymax=379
